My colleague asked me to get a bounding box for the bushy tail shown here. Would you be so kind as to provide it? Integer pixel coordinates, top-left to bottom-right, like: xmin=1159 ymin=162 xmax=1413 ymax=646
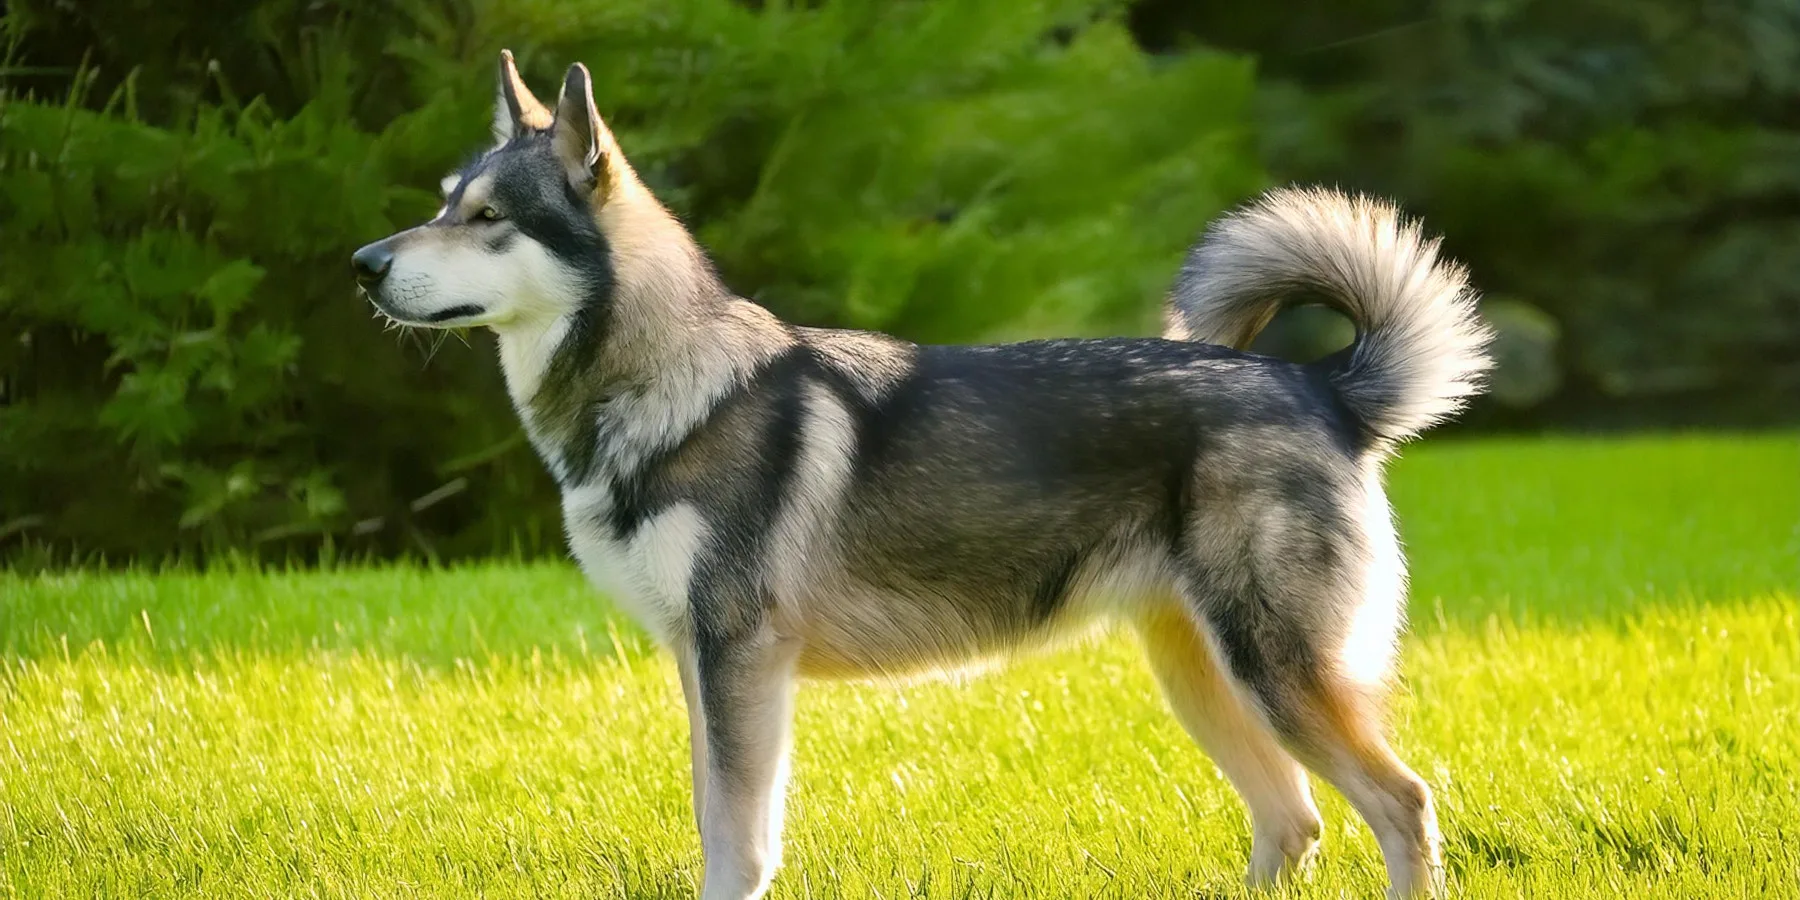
xmin=1165 ymin=187 xmax=1494 ymax=445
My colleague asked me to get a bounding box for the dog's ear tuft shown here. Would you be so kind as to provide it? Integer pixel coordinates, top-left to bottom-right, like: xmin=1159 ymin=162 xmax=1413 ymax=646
xmin=494 ymin=49 xmax=552 ymax=143
xmin=551 ymin=62 xmax=618 ymax=198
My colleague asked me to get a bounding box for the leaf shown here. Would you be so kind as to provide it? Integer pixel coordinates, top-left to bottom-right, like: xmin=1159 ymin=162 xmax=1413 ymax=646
xmin=196 ymin=259 xmax=267 ymax=322
xmin=99 ymin=367 xmax=195 ymax=448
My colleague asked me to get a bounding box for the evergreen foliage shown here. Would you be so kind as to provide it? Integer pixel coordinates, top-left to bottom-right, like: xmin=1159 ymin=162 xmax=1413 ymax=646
xmin=4 ymin=0 xmax=1794 ymax=560
xmin=0 ymin=0 xmax=1260 ymax=559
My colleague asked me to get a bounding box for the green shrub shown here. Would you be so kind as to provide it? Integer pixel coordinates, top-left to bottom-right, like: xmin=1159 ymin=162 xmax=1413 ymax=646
xmin=0 ymin=0 xmax=1264 ymax=561
xmin=1144 ymin=0 xmax=1800 ymax=428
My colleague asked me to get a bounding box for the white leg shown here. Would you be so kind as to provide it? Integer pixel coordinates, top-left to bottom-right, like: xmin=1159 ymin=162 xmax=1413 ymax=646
xmin=694 ymin=633 xmax=800 ymax=900
xmin=677 ymin=649 xmax=710 ymax=836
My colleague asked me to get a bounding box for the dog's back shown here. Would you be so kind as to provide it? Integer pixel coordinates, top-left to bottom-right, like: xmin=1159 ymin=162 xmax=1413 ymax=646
xmin=769 ymin=334 xmax=1355 ymax=676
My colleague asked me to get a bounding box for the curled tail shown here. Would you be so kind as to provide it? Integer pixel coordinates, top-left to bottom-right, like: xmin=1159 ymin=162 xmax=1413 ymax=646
xmin=1165 ymin=187 xmax=1494 ymax=445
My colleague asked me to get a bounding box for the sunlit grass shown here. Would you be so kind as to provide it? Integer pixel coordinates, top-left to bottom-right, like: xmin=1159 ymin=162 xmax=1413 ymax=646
xmin=3 ymin=434 xmax=1796 ymax=898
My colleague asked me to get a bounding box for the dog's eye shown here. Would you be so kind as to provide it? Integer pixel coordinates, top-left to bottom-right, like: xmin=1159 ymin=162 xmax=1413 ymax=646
xmin=475 ymin=207 xmax=503 ymax=222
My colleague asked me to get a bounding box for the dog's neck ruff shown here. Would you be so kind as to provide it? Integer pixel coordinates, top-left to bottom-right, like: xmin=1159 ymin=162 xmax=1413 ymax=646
xmin=492 ymin=175 xmax=790 ymax=489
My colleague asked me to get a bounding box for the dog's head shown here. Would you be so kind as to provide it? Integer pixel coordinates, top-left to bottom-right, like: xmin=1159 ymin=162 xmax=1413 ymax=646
xmin=351 ymin=51 xmax=621 ymax=329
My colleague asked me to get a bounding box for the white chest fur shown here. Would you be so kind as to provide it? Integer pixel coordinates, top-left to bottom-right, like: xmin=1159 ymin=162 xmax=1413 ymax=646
xmin=560 ymin=481 xmax=708 ymax=642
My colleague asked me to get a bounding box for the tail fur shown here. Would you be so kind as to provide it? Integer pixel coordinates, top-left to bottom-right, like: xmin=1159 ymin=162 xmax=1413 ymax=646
xmin=1164 ymin=187 xmax=1494 ymax=445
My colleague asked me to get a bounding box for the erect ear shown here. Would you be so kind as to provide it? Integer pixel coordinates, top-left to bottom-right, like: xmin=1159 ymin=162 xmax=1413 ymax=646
xmin=493 ymin=49 xmax=552 ymax=143
xmin=551 ymin=62 xmax=619 ymax=197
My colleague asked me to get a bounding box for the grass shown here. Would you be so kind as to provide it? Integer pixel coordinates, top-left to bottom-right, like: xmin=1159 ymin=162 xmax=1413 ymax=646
xmin=3 ymin=434 xmax=1797 ymax=899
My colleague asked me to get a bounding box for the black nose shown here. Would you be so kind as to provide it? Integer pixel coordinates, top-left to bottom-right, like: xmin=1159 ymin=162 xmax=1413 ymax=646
xmin=351 ymin=242 xmax=394 ymax=286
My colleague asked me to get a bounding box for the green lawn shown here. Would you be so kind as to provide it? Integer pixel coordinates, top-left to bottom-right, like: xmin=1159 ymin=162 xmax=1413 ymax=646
xmin=3 ymin=436 xmax=1797 ymax=899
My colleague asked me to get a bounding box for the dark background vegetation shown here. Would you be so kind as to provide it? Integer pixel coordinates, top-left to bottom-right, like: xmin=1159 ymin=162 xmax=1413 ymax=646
xmin=3 ymin=0 xmax=1796 ymax=563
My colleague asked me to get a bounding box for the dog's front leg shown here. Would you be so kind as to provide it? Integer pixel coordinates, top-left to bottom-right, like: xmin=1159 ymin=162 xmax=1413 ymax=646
xmin=676 ymin=650 xmax=710 ymax=836
xmin=688 ymin=621 xmax=800 ymax=900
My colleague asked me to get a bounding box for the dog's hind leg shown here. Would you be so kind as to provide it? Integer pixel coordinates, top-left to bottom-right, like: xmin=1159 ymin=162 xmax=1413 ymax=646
xmin=1233 ymin=664 xmax=1442 ymax=900
xmin=1185 ymin=483 xmax=1443 ymax=898
xmin=1136 ymin=602 xmax=1323 ymax=886
xmin=687 ymin=622 xmax=801 ymax=900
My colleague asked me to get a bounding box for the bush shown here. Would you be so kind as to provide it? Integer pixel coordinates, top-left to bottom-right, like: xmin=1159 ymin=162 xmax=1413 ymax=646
xmin=0 ymin=0 xmax=1264 ymax=561
xmin=1141 ymin=0 xmax=1800 ymax=429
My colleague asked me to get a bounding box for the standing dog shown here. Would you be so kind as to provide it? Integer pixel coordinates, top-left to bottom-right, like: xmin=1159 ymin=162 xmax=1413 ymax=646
xmin=352 ymin=52 xmax=1491 ymax=899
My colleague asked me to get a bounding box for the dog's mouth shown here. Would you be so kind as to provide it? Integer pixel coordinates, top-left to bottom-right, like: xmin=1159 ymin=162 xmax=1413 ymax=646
xmin=424 ymin=305 xmax=485 ymax=324
xmin=360 ymin=288 xmax=486 ymax=328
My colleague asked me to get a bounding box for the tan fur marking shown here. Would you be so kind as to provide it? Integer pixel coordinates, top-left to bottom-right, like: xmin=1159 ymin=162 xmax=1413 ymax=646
xmin=1269 ymin=671 xmax=1443 ymax=898
xmin=794 ymin=327 xmax=919 ymax=403
xmin=1137 ymin=604 xmax=1323 ymax=885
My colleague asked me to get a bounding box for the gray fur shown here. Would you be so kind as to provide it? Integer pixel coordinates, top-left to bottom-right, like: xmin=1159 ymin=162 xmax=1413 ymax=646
xmin=1166 ymin=187 xmax=1494 ymax=445
xmin=350 ymin=54 xmax=1491 ymax=900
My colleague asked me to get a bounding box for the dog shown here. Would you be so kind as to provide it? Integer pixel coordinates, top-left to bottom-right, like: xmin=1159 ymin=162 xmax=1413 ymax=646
xmin=351 ymin=51 xmax=1491 ymax=900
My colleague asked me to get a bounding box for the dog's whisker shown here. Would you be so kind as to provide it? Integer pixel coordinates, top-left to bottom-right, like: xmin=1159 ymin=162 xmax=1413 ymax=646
xmin=422 ymin=330 xmax=450 ymax=367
